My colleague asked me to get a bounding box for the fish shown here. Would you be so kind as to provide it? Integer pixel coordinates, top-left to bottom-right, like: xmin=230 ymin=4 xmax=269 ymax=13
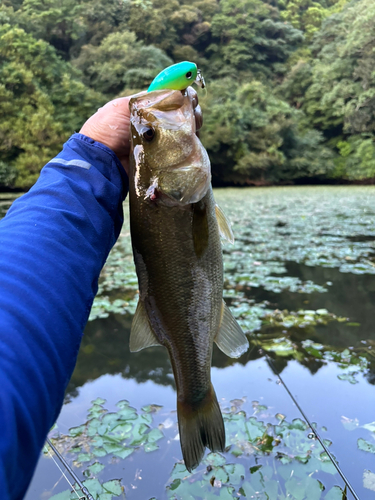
xmin=128 ymin=87 xmax=249 ymax=472
xmin=147 ymin=61 xmax=205 ymax=92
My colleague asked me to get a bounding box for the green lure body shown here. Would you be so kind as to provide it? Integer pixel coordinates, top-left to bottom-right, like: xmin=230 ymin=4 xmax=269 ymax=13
xmin=148 ymin=61 xmax=205 ymax=92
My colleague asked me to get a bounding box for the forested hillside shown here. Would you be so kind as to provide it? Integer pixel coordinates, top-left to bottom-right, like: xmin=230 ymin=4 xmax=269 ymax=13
xmin=1 ymin=0 xmax=374 ymax=188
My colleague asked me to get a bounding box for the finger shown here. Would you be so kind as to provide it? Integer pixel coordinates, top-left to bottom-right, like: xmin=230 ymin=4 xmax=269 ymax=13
xmin=102 ymin=97 xmax=131 ymax=116
xmin=187 ymin=86 xmax=198 ymax=109
xmin=194 ymin=104 xmax=203 ymax=132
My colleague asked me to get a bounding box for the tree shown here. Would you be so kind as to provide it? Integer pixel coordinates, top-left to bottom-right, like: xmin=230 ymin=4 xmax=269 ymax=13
xmin=207 ymin=0 xmax=303 ymax=80
xmin=19 ymin=0 xmax=84 ymax=58
xmin=73 ymin=31 xmax=172 ymax=95
xmin=200 ymin=78 xmax=333 ymax=185
xmin=0 ymin=0 xmax=371 ymax=186
xmin=0 ymin=24 xmax=103 ymax=188
xmin=126 ymin=0 xmax=180 ymax=53
xmin=277 ymin=0 xmax=350 ymax=38
xmin=77 ymin=0 xmax=131 ymax=49
xmin=125 ymin=0 xmax=218 ymax=62
xmin=286 ymin=0 xmax=375 ymax=179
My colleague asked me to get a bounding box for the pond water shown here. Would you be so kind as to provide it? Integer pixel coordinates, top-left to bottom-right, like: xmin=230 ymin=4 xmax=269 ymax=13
xmin=2 ymin=187 xmax=375 ymax=499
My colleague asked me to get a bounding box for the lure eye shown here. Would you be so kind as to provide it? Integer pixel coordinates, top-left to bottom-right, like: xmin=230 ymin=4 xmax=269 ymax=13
xmin=142 ymin=127 xmax=155 ymax=142
xmin=186 ymin=71 xmax=192 ymax=79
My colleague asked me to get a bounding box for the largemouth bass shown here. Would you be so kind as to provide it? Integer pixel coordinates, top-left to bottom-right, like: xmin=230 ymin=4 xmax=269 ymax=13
xmin=128 ymin=88 xmax=249 ymax=472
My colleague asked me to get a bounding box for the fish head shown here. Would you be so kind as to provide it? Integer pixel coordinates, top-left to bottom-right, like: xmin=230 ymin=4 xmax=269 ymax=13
xmin=129 ymin=88 xmax=211 ymax=206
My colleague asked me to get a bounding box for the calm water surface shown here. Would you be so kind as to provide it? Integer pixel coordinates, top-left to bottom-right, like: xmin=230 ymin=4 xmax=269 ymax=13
xmin=2 ymin=187 xmax=374 ymax=500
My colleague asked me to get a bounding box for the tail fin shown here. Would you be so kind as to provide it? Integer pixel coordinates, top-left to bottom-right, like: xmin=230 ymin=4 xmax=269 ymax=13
xmin=177 ymin=384 xmax=225 ymax=472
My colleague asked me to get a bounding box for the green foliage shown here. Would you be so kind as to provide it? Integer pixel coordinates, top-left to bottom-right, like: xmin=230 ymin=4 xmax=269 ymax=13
xmin=284 ymin=0 xmax=375 ymax=180
xmin=126 ymin=0 xmax=218 ymax=57
xmin=51 ymin=397 xmax=165 ymax=467
xmin=2 ymin=0 xmax=375 ymax=187
xmin=0 ymin=24 xmax=103 ymax=188
xmin=200 ymin=79 xmax=334 ymax=184
xmin=20 ymin=0 xmax=84 ymax=56
xmin=208 ymin=0 xmax=304 ymax=79
xmin=126 ymin=0 xmax=180 ymax=53
xmin=73 ymin=31 xmax=172 ymax=95
xmin=77 ymin=0 xmax=131 ymax=50
xmin=277 ymin=0 xmax=350 ymax=38
xmin=0 ymin=161 xmax=17 ymax=188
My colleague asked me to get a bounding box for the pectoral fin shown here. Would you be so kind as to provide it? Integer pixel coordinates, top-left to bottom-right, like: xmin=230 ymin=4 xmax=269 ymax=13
xmin=215 ymin=205 xmax=234 ymax=244
xmin=129 ymin=300 xmax=162 ymax=352
xmin=214 ymin=301 xmax=249 ymax=358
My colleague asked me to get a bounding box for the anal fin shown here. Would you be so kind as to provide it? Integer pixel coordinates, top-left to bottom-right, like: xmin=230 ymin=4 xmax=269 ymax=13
xmin=129 ymin=300 xmax=162 ymax=352
xmin=215 ymin=204 xmax=234 ymax=244
xmin=214 ymin=300 xmax=249 ymax=358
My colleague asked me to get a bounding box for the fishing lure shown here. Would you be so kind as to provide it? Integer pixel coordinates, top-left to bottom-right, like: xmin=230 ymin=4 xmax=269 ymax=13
xmin=147 ymin=61 xmax=205 ymax=92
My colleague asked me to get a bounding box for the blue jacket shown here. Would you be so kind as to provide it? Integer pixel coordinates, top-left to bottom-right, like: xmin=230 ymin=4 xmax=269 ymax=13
xmin=0 ymin=134 xmax=128 ymax=499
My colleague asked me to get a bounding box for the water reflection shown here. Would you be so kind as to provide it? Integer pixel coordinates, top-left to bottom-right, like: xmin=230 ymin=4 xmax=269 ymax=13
xmin=13 ymin=187 xmax=375 ymax=499
xmin=66 ymin=314 xmax=173 ymax=399
xmin=66 ymin=255 xmax=375 ymax=399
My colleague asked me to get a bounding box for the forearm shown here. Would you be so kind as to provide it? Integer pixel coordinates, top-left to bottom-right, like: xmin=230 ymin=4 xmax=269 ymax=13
xmin=0 ymin=133 xmax=128 ymax=499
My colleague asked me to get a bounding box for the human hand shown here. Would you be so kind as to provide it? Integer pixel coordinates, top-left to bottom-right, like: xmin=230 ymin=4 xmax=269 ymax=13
xmin=80 ymin=88 xmax=203 ymax=176
xmin=80 ymin=97 xmax=133 ymax=174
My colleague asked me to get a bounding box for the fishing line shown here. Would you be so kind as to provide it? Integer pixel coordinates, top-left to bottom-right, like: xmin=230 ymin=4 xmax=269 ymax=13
xmin=260 ymin=349 xmax=359 ymax=500
xmin=43 ymin=445 xmax=81 ymax=499
xmin=46 ymin=438 xmax=95 ymax=500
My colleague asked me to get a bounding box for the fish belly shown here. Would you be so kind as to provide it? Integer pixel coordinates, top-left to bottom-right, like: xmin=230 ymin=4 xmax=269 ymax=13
xmin=129 ymin=187 xmax=225 ymax=470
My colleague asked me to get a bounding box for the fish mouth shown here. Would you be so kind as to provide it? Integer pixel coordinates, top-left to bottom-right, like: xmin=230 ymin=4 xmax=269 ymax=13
xmin=147 ymin=188 xmax=191 ymax=208
xmin=143 ymin=177 xmax=202 ymax=206
xmin=130 ymin=89 xmax=185 ymax=114
xmin=144 ymin=180 xmax=208 ymax=207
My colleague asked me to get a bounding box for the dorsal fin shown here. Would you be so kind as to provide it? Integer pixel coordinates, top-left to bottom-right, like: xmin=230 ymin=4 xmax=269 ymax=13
xmin=215 ymin=204 xmax=234 ymax=244
xmin=214 ymin=300 xmax=249 ymax=358
xmin=129 ymin=301 xmax=162 ymax=352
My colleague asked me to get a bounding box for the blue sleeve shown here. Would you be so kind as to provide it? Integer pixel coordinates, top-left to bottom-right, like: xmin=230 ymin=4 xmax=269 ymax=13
xmin=0 ymin=133 xmax=128 ymax=500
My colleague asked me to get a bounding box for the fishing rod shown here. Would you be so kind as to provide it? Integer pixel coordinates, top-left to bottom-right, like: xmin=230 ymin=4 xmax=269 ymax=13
xmin=259 ymin=349 xmax=359 ymax=500
xmin=45 ymin=438 xmax=95 ymax=500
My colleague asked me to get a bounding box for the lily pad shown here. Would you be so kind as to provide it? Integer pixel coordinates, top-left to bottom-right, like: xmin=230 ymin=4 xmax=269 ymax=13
xmin=82 ymin=478 xmax=103 ymax=496
xmin=84 ymin=462 xmax=105 ymax=477
xmin=102 ymin=479 xmax=122 ymax=495
xmin=147 ymin=428 xmax=164 ymax=443
xmin=358 ymin=438 xmax=375 ymax=454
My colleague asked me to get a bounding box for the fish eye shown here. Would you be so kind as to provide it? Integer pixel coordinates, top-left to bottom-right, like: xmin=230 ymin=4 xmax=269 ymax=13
xmin=142 ymin=127 xmax=155 ymax=142
xmin=186 ymin=71 xmax=192 ymax=79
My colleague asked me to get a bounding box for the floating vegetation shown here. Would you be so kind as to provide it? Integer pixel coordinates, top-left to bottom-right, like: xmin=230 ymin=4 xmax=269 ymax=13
xmin=48 ymin=398 xmax=347 ymax=500
xmin=259 ymin=308 xmax=346 ymax=330
xmin=48 ymin=478 xmax=123 ymax=500
xmin=342 ymin=418 xmax=375 ymax=456
xmin=89 ymin=296 xmax=137 ymax=321
xmin=253 ymin=335 xmax=370 ymax=385
xmin=10 ymin=187 xmax=374 ymax=499
xmin=225 ymin=257 xmax=328 ymax=294
xmin=166 ymin=411 xmax=340 ymax=500
xmin=48 ymin=398 xmax=164 ymax=499
xmin=90 ymin=187 xmax=375 ymax=322
xmin=216 ymin=187 xmax=375 ymax=279
xmin=88 ymin=211 xmax=139 ymax=321
xmin=50 ymin=398 xmax=164 ymax=464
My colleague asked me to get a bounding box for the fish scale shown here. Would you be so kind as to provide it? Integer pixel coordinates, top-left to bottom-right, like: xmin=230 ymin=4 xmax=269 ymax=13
xmin=130 ymin=193 xmax=222 ymax=399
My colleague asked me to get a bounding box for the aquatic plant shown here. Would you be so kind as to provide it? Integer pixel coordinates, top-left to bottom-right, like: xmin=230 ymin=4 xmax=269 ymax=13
xmin=48 ymin=398 xmax=347 ymax=500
